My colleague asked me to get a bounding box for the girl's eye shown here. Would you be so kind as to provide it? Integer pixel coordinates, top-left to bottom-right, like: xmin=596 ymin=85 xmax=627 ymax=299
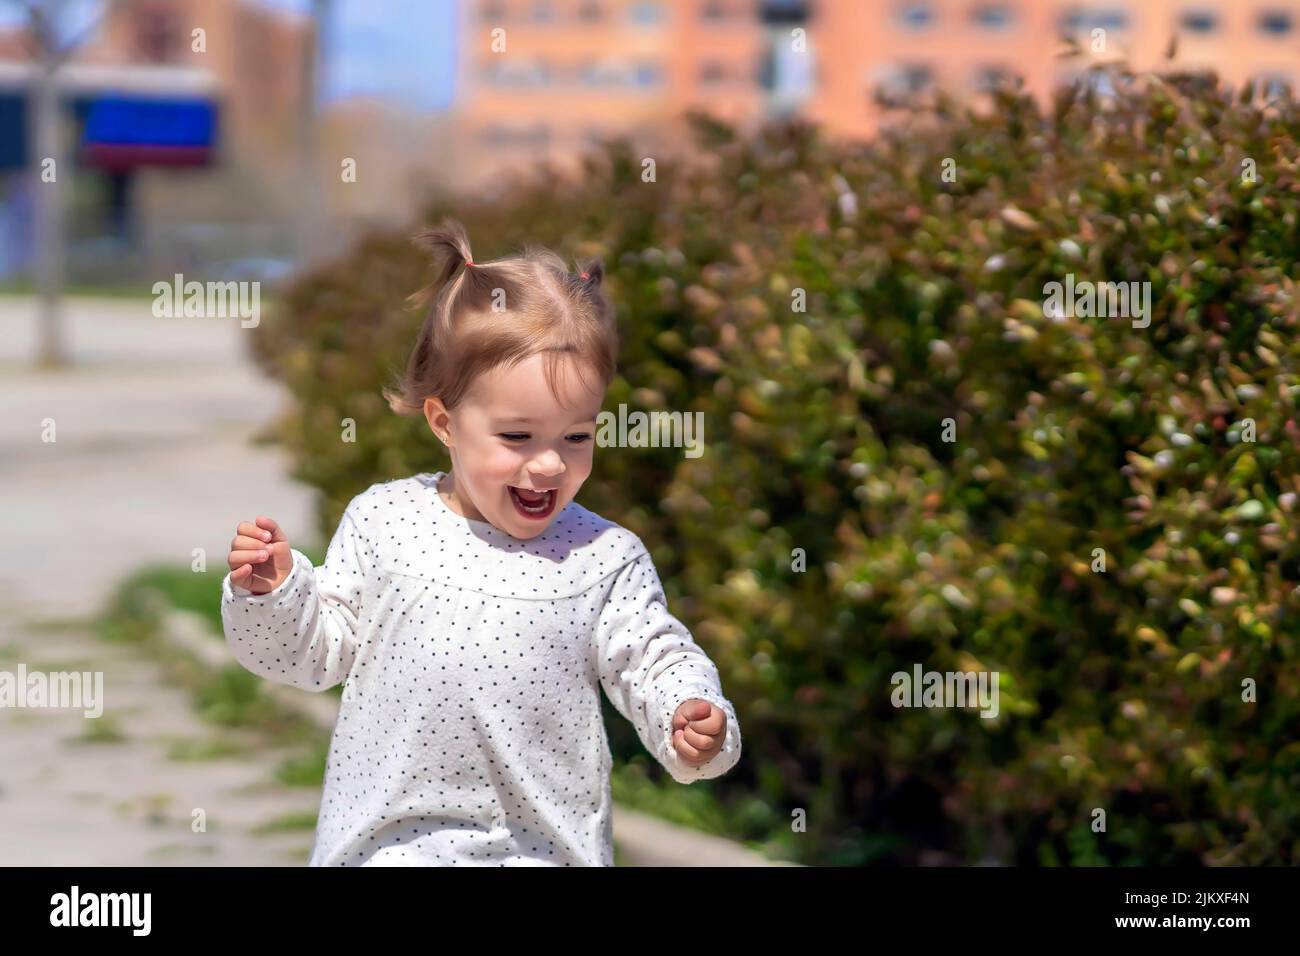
xmin=499 ymin=433 xmax=592 ymax=443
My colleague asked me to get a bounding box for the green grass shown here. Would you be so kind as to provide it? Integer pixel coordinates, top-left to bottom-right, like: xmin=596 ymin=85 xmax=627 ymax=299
xmin=109 ymin=563 xmax=231 ymax=637
xmin=274 ymin=738 xmax=330 ymax=788
xmin=0 ymin=282 xmax=156 ymax=300
xmin=194 ymin=665 xmax=285 ymax=728
xmin=149 ymin=842 xmax=218 ymax=859
xmin=609 ymin=759 xmax=733 ymax=834
xmin=610 ymin=759 xmax=800 ymax=865
xmin=120 ymin=551 xmax=345 ymax=712
xmin=70 ymin=713 xmax=126 ymax=744
xmin=96 ymin=566 xmax=331 ymax=776
xmin=112 ymin=550 xmax=327 ymax=642
xmin=251 ymin=810 xmax=320 ymax=834
xmin=164 ymin=734 xmax=253 ymax=761
xmin=97 ymin=579 xmax=167 ymax=645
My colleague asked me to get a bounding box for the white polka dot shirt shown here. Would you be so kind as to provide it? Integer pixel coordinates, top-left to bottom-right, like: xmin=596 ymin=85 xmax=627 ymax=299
xmin=220 ymin=471 xmax=741 ymax=866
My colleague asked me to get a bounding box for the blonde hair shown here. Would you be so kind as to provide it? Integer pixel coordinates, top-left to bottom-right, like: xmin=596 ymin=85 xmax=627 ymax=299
xmin=383 ymin=217 xmax=618 ymax=417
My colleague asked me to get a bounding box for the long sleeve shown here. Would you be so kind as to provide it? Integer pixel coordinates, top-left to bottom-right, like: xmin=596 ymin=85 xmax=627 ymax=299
xmin=220 ymin=499 xmax=373 ymax=693
xmin=593 ymin=551 xmax=742 ymax=784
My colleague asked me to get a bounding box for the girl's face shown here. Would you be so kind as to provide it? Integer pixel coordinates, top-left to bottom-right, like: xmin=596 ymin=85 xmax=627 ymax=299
xmin=423 ymin=352 xmax=605 ymax=540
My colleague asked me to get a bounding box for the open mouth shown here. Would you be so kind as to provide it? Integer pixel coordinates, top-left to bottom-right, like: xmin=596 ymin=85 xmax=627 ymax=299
xmin=508 ymin=486 xmax=557 ymax=520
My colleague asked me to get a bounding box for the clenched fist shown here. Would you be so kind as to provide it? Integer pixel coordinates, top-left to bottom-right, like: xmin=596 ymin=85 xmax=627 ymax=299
xmin=227 ymin=516 xmax=293 ymax=595
xmin=671 ymin=698 xmax=727 ymax=768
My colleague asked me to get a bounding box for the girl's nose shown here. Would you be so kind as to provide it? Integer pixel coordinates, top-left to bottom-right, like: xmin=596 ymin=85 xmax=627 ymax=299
xmin=528 ymin=449 xmax=565 ymax=479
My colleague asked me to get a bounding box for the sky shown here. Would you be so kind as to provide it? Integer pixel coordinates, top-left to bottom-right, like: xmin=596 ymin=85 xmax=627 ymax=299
xmin=0 ymin=0 xmax=458 ymax=112
xmin=262 ymin=0 xmax=456 ymax=110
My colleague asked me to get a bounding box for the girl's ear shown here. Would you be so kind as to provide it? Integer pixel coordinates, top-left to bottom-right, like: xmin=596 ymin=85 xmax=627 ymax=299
xmin=423 ymin=396 xmax=453 ymax=446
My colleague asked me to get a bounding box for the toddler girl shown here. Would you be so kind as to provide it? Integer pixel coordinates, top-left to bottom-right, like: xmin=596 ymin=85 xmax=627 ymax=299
xmin=220 ymin=219 xmax=742 ymax=866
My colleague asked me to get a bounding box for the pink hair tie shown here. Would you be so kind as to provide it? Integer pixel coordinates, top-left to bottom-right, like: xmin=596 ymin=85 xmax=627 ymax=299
xmin=580 ymin=271 xmax=590 ymax=280
xmin=465 ymin=259 xmax=474 ymax=267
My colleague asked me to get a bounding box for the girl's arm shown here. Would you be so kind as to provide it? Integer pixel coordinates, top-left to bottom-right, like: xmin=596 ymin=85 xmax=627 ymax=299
xmin=220 ymin=499 xmax=373 ymax=693
xmin=593 ymin=551 xmax=742 ymax=784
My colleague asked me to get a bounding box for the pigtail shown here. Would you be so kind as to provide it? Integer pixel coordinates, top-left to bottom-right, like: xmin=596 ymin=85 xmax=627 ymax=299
xmin=575 ymin=258 xmax=604 ymax=288
xmin=406 ymin=217 xmax=477 ymax=314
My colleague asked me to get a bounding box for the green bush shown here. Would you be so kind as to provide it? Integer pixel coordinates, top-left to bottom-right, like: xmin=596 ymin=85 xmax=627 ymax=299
xmin=252 ymin=65 xmax=1300 ymax=865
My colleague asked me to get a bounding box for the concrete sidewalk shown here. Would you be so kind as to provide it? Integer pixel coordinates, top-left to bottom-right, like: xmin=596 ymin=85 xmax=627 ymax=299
xmin=0 ymin=295 xmax=316 ymax=622
xmin=0 ymin=294 xmax=326 ymax=865
xmin=0 ymin=616 xmax=322 ymax=865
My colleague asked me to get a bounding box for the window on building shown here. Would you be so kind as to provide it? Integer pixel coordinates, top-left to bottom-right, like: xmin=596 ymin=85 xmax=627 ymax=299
xmin=973 ymin=65 xmax=1012 ymax=92
xmin=699 ymin=61 xmax=728 ymax=85
xmin=897 ymin=3 xmax=935 ymax=29
xmin=579 ymin=61 xmax=634 ymax=87
xmin=1257 ymin=10 xmax=1293 ymax=34
xmin=761 ymin=0 xmax=810 ymax=24
xmin=701 ymin=1 xmax=732 ymax=21
xmin=633 ymin=62 xmax=663 ymax=86
xmin=901 ymin=63 xmax=934 ymax=91
xmin=133 ymin=6 xmax=182 ymax=62
xmin=530 ymin=0 xmax=556 ymax=22
xmin=760 ymin=29 xmax=816 ymax=105
xmin=578 ymin=1 xmax=603 ymax=22
xmin=480 ymin=1 xmax=508 ymax=21
xmin=1178 ymin=9 xmax=1217 ymax=33
xmin=970 ymin=4 xmax=1014 ymax=29
xmin=1059 ymin=8 xmax=1129 ymax=31
xmin=631 ymin=2 xmax=664 ymax=24
xmin=878 ymin=62 xmax=934 ymax=99
xmin=484 ymin=60 xmax=551 ymax=86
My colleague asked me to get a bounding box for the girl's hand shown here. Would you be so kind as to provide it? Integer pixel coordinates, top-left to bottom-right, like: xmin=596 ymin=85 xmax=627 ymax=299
xmin=671 ymin=699 xmax=726 ymax=768
xmin=228 ymin=516 xmax=293 ymax=595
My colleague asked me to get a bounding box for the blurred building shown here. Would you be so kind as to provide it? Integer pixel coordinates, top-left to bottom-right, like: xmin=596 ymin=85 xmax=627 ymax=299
xmin=1 ymin=0 xmax=1296 ymax=279
xmin=811 ymin=0 xmax=1298 ymax=137
xmin=453 ymin=0 xmax=815 ymax=189
xmin=453 ymin=0 xmax=1300 ymax=186
xmin=0 ymin=0 xmax=311 ymax=280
